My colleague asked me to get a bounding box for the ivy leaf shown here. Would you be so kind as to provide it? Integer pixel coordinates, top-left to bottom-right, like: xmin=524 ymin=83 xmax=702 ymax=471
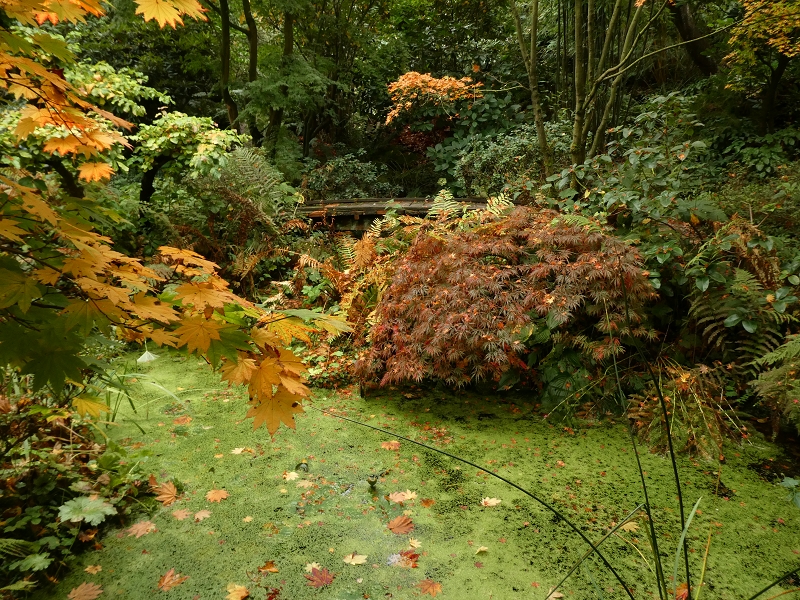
xmin=58 ymin=497 xmax=116 ymax=526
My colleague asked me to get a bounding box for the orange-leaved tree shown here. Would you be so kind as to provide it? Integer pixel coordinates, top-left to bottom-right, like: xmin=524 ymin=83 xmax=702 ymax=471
xmin=0 ymin=0 xmax=348 ymax=437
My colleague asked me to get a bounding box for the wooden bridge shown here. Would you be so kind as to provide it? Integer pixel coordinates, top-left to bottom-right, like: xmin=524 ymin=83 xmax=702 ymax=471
xmin=295 ymin=197 xmax=489 ymax=231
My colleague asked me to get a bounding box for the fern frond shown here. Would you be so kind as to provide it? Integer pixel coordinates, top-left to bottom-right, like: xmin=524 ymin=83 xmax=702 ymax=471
xmin=0 ymin=538 xmax=37 ymax=558
xmin=427 ymin=189 xmax=463 ymax=219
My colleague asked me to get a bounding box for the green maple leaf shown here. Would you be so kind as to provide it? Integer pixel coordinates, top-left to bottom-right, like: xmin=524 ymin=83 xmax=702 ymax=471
xmin=22 ymin=350 xmax=86 ymax=394
xmin=58 ymin=497 xmax=116 ymax=526
xmin=0 ymin=269 xmax=41 ymax=313
xmin=12 ymin=554 xmax=52 ymax=572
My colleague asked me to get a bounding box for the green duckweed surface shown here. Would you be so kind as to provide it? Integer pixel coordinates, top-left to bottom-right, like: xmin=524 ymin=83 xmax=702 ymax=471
xmin=40 ymin=352 xmax=800 ymax=599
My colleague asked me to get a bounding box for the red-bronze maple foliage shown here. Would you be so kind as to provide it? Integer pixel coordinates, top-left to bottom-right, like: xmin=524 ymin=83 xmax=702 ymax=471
xmin=355 ymin=207 xmax=656 ymax=387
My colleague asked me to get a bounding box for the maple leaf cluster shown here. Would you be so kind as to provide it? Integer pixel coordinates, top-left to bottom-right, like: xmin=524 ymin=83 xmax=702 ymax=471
xmin=355 ymin=207 xmax=656 ymax=387
xmin=386 ymin=71 xmax=483 ymax=124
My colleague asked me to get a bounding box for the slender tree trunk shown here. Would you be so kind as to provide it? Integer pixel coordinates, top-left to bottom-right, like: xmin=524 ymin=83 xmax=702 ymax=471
xmin=219 ymin=0 xmax=239 ymax=127
xmin=762 ymin=53 xmax=791 ymax=134
xmin=511 ymin=0 xmax=553 ymax=175
xmin=266 ymin=12 xmax=294 ymax=156
xmin=570 ymin=0 xmax=586 ymax=167
xmin=668 ymin=1 xmax=717 ymax=76
xmin=589 ymin=2 xmax=643 ymax=157
xmin=241 ymin=0 xmax=262 ymax=145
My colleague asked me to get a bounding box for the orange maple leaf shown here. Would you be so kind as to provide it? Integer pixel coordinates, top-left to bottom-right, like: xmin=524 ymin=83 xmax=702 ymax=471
xmin=387 ymin=515 xmax=414 ymax=534
xmin=381 ymin=440 xmax=401 ymax=451
xmin=247 ymin=356 xmax=282 ymax=402
xmin=419 ymin=579 xmax=443 ymax=597
xmin=151 ymin=481 xmax=179 ymax=506
xmin=246 ymin=388 xmax=305 ymax=435
xmin=174 ymin=281 xmax=236 ymax=310
xmin=205 ymin=489 xmax=229 ymax=502
xmin=157 ymin=568 xmax=189 ymax=591
xmin=173 ymin=316 xmax=224 ymax=353
xmin=126 ymin=520 xmax=156 ymax=538
xmin=258 ymin=561 xmax=279 ymax=574
xmin=78 ymin=161 xmax=113 ymax=182
xmin=221 ymin=354 xmax=258 ymax=386
xmin=134 ymin=0 xmax=206 ymax=28
xmin=420 ymin=498 xmax=436 ymax=508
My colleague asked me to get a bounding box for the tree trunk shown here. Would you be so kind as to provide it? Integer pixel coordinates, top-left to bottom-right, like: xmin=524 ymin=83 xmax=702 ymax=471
xmin=762 ymin=53 xmax=791 ymax=134
xmin=668 ymin=2 xmax=717 ymax=76
xmin=219 ymin=0 xmax=239 ymax=127
xmin=570 ymin=0 xmax=587 ymax=167
xmin=266 ymin=11 xmax=294 ymax=156
xmin=511 ymin=0 xmax=553 ymax=176
xmin=241 ymin=0 xmax=262 ymax=145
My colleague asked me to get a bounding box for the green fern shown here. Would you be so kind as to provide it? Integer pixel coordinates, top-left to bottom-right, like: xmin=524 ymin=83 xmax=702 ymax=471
xmin=0 ymin=538 xmax=37 ymax=558
xmin=427 ymin=189 xmax=464 ymax=219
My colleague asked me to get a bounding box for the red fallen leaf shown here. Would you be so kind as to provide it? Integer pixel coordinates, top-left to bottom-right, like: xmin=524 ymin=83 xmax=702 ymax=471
xmin=158 ymin=568 xmax=189 ymax=591
xmin=399 ymin=549 xmax=419 ymax=568
xmin=474 ymin=561 xmax=484 ymax=568
xmin=387 ymin=515 xmax=414 ymax=534
xmin=675 ymin=583 xmax=689 ymax=600
xmin=418 ymin=579 xmax=443 ymax=597
xmin=420 ymin=498 xmax=436 ymax=508
xmin=381 ymin=440 xmax=400 ymax=451
xmin=304 ymin=567 xmax=335 ymax=588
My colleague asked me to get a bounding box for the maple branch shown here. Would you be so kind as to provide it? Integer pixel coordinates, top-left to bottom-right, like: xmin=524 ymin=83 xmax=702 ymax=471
xmin=47 ymin=159 xmax=84 ymax=198
xmin=309 ymin=405 xmax=636 ymax=600
xmin=200 ymin=0 xmax=249 ymax=35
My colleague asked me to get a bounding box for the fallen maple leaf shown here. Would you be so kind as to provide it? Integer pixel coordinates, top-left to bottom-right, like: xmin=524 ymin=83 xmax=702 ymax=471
xmin=84 ymin=565 xmax=102 ymax=574
xmin=304 ymin=567 xmax=335 ymax=588
xmin=481 ymin=497 xmax=502 ymax=507
xmin=158 ymin=568 xmax=189 ymax=591
xmin=381 ymin=440 xmax=401 ymax=450
xmin=304 ymin=562 xmax=322 ymax=572
xmin=127 ymin=521 xmax=156 ymax=538
xmin=419 ymin=579 xmax=443 ymax=597
xmin=258 ymin=561 xmax=279 ymax=574
xmin=296 ymin=480 xmax=314 ymax=489
xmin=242 ymin=516 xmax=253 ymax=523
xmin=475 ymin=546 xmax=488 ymax=554
xmin=546 ymin=590 xmax=565 ymax=599
xmin=152 ymin=481 xmax=179 ymax=506
xmin=388 ymin=491 xmax=408 ymax=503
xmin=342 ymin=552 xmax=368 ymax=565
xmin=68 ymin=582 xmax=103 ymax=600
xmin=172 ymin=509 xmax=190 ymax=520
xmin=408 ymin=538 xmax=422 ymax=548
xmin=226 ymin=583 xmax=249 ymax=600
xmin=206 ymin=489 xmax=229 ymax=502
xmin=620 ymin=521 xmax=639 ymax=532
xmin=173 ymin=415 xmax=192 ymax=425
xmin=283 ymin=471 xmax=299 ymax=481
xmin=403 ymin=489 xmax=417 ymax=500
xmin=194 ymin=509 xmax=212 ymax=522
xmin=420 ymin=498 xmax=436 ymax=508
xmin=387 ymin=515 xmax=414 ymax=534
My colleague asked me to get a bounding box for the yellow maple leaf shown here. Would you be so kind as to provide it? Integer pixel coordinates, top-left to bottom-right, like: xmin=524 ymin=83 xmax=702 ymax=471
xmin=265 ymin=316 xmax=313 ymax=344
xmin=278 ymin=348 xmax=307 ymax=375
xmin=134 ymin=0 xmax=205 ymax=28
xmin=221 ymin=354 xmax=258 ymax=386
xmin=250 ymin=326 xmax=282 ymax=350
xmin=226 ymin=583 xmax=250 ymax=600
xmin=158 ymin=246 xmax=218 ymax=274
xmin=0 ymin=218 xmax=27 ymax=242
xmin=129 ymin=293 xmax=180 ymax=323
xmin=173 ymin=316 xmax=224 ymax=354
xmin=72 ymin=396 xmax=109 ymax=418
xmin=175 ymin=281 xmax=235 ymax=310
xmin=247 ymin=356 xmax=282 ymax=402
xmin=146 ymin=327 xmax=179 ymax=347
xmin=78 ymin=161 xmax=114 ymax=182
xmin=279 ymin=374 xmax=309 ymax=397
xmin=246 ymin=388 xmax=304 ymax=435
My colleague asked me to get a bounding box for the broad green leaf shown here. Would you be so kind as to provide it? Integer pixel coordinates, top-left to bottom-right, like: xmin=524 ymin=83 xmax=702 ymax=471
xmin=0 ymin=269 xmax=41 ymax=313
xmin=742 ymin=320 xmax=758 ymax=333
xmin=58 ymin=497 xmax=116 ymax=526
xmin=22 ymin=350 xmax=87 ymax=394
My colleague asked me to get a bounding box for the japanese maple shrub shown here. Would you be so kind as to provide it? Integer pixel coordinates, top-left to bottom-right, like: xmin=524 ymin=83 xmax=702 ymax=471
xmin=355 ymin=207 xmax=656 ymax=389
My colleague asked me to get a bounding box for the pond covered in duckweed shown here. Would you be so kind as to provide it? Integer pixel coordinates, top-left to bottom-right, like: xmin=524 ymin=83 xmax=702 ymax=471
xmin=41 ymin=352 xmax=800 ymax=599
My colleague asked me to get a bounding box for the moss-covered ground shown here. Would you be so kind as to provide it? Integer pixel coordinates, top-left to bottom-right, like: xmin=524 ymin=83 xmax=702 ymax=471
xmin=40 ymin=352 xmax=800 ymax=599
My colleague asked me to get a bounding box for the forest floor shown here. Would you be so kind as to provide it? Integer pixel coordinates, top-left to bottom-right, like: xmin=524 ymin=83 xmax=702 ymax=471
xmin=40 ymin=351 xmax=800 ymax=599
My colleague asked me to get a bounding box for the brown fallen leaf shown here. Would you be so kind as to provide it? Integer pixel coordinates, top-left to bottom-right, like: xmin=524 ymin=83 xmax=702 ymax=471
xmin=387 ymin=515 xmax=414 ymax=534
xmin=152 ymin=481 xmax=179 ymax=506
xmin=381 ymin=440 xmax=400 ymax=451
xmin=226 ymin=583 xmax=249 ymax=600
xmin=126 ymin=521 xmax=156 ymax=538
xmin=258 ymin=560 xmax=279 ymax=574
xmin=78 ymin=528 xmax=98 ymax=542
xmin=158 ymin=568 xmax=189 ymax=591
xmin=84 ymin=565 xmax=102 ymax=575
xmin=68 ymin=582 xmax=103 ymax=600
xmin=206 ymin=489 xmax=229 ymax=502
xmin=194 ymin=510 xmax=212 ymax=522
xmin=420 ymin=498 xmax=436 ymax=508
xmin=304 ymin=567 xmax=335 ymax=588
xmin=546 ymin=590 xmax=565 ymax=599
xmin=388 ymin=491 xmax=407 ymax=504
xmin=172 ymin=509 xmax=191 ymax=520
xmin=418 ymin=579 xmax=442 ymax=597
xmin=173 ymin=415 xmax=192 ymax=425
